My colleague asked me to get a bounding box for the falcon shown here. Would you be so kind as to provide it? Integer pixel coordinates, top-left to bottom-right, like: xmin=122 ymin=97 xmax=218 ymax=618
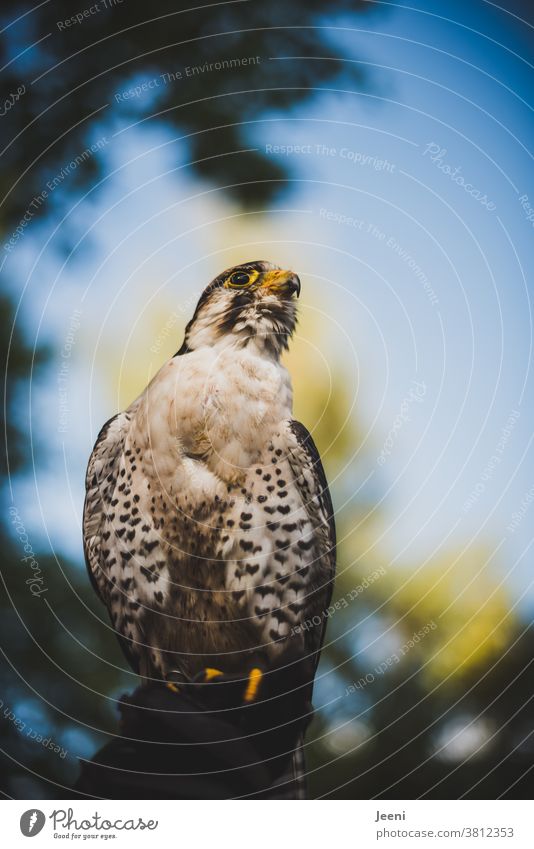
xmin=83 ymin=260 xmax=336 ymax=701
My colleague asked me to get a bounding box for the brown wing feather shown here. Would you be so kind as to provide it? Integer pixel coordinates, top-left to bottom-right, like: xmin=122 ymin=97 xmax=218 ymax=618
xmin=287 ymin=420 xmax=336 ymax=668
xmin=83 ymin=412 xmax=131 ymax=597
xmin=83 ymin=410 xmax=142 ymax=675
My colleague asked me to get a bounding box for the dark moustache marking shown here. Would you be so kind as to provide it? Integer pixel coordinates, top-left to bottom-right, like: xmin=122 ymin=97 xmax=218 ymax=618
xmin=174 ymin=261 xmax=276 ymax=356
xmin=174 ymin=261 xmax=298 ymax=355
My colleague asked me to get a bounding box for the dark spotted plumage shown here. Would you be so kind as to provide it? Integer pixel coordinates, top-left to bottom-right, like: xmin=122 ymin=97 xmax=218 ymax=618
xmin=83 ymin=261 xmax=336 ymax=688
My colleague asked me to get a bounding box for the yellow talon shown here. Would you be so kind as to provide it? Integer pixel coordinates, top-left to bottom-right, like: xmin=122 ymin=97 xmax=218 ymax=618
xmin=166 ymin=682 xmax=180 ymax=693
xmin=244 ymin=667 xmax=263 ymax=702
xmin=204 ymin=667 xmax=224 ymax=681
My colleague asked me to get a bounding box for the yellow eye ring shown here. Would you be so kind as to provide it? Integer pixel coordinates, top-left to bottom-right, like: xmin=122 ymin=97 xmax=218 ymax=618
xmin=229 ymin=271 xmax=251 ymax=287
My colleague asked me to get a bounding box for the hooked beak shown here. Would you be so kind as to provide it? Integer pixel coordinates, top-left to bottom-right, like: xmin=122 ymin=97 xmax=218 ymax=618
xmin=260 ymin=270 xmax=301 ymax=298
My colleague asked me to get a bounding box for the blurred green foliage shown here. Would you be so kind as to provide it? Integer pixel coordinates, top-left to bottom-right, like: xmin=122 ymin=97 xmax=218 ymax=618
xmin=0 ymin=0 xmax=371 ymax=235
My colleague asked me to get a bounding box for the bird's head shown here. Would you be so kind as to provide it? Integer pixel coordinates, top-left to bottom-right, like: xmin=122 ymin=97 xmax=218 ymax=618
xmin=175 ymin=260 xmax=301 ymax=358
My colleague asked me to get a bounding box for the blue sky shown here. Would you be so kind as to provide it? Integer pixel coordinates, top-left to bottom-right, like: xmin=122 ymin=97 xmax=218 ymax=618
xmin=6 ymin=0 xmax=534 ymax=613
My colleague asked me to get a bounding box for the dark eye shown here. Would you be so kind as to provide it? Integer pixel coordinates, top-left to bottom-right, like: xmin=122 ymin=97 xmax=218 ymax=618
xmin=229 ymin=271 xmax=250 ymax=286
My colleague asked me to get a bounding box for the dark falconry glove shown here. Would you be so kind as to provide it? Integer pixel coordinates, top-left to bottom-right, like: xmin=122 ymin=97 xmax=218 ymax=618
xmin=73 ymin=652 xmax=315 ymax=799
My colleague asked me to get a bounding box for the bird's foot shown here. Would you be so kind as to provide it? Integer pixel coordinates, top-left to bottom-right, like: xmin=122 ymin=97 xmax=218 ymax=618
xmin=200 ymin=667 xmax=226 ymax=682
xmin=164 ymin=668 xmax=189 ymax=694
xmin=165 ymin=665 xmax=265 ymax=707
xmin=243 ymin=667 xmax=263 ymax=702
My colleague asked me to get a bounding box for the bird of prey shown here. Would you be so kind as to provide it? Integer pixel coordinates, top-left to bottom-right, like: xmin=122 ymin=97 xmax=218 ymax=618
xmin=83 ymin=261 xmax=336 ymax=701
